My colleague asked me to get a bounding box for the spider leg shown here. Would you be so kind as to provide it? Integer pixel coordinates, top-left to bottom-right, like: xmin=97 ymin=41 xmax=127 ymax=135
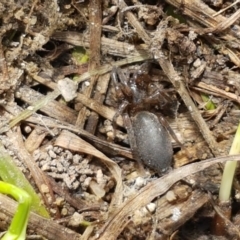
xmin=112 ymin=100 xmax=129 ymax=140
xmin=156 ymin=113 xmax=183 ymax=148
xmin=111 ymin=66 xmax=132 ymax=98
xmin=150 ymin=88 xmax=175 ymax=106
xmin=111 ymin=67 xmax=125 ymax=100
xmin=111 ymin=67 xmax=134 ymax=140
xmin=157 ymin=113 xmax=193 ymax=160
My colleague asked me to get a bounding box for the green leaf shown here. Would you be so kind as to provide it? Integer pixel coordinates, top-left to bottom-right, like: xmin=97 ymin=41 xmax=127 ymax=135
xmin=201 ymin=93 xmax=216 ymax=110
xmin=0 ymin=181 xmax=32 ymax=240
xmin=0 ymin=143 xmax=49 ymax=218
xmin=219 ymin=122 xmax=240 ymax=202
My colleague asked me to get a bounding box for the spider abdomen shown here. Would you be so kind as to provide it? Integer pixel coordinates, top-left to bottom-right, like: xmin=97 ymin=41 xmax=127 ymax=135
xmin=132 ymin=111 xmax=173 ymax=174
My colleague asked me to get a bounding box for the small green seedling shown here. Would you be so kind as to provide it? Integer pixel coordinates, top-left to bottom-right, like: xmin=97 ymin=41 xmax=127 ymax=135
xmin=201 ymin=93 xmax=216 ymax=110
xmin=72 ymin=46 xmax=89 ymax=65
xmin=0 ymin=181 xmax=31 ymax=240
xmin=212 ymin=123 xmax=240 ymax=235
xmin=219 ymin=123 xmax=240 ymax=202
xmin=0 ymin=143 xmax=49 ymax=218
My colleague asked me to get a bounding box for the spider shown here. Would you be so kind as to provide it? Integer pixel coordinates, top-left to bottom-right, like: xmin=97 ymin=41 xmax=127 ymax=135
xmin=111 ymin=63 xmax=181 ymax=174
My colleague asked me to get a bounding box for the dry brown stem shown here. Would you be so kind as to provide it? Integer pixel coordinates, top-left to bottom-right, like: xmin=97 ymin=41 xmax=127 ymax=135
xmin=6 ymin=128 xmax=56 ymax=212
xmin=97 ymin=154 xmax=240 ymax=239
xmin=165 ymin=0 xmax=240 ymax=66
xmin=75 ymin=0 xmax=103 ymax=128
xmin=52 ymin=31 xmax=149 ymax=58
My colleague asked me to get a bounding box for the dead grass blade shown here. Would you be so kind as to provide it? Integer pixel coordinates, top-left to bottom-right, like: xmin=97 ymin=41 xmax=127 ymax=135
xmin=31 ymin=74 xmax=124 ymax=126
xmin=52 ymin=31 xmax=149 ymax=58
xmin=165 ymin=0 xmax=240 ymax=66
xmin=210 ymin=9 xmax=240 ymax=33
xmin=74 ymin=55 xmax=152 ymax=83
xmin=0 ymin=142 xmax=49 ymax=217
xmin=0 ymin=89 xmax=60 ymax=134
xmin=156 ymin=58 xmax=220 ymax=156
xmin=97 ymin=154 xmax=240 ymax=240
xmin=194 ymin=82 xmax=240 ymax=104
xmin=75 ymin=0 xmax=102 ymax=128
xmin=6 ymin=128 xmax=56 ymax=213
xmin=54 ymin=130 xmax=123 ymax=211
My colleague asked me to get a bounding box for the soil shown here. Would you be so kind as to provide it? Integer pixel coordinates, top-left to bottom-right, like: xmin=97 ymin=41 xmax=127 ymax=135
xmin=1 ymin=0 xmax=240 ymax=239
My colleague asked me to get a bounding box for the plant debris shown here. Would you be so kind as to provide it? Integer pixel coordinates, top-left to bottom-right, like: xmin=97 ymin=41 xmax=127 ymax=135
xmin=1 ymin=0 xmax=240 ymax=239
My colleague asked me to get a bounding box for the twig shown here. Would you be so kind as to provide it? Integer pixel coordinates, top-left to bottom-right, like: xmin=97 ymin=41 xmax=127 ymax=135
xmin=118 ymin=0 xmax=150 ymax=44
xmin=52 ymin=31 xmax=149 ymax=58
xmin=155 ymin=57 xmax=220 ymax=156
xmin=0 ymin=89 xmax=61 ymax=133
xmin=2 ymin=103 xmax=132 ymax=159
xmin=212 ymin=0 xmax=240 ymax=17
xmin=193 ymin=82 xmax=240 ymax=104
xmin=6 ymin=128 xmax=56 ymax=212
xmin=97 ymin=154 xmax=240 ymax=239
xmin=75 ymin=0 xmax=103 ymax=127
xmin=165 ymin=0 xmax=240 ymax=66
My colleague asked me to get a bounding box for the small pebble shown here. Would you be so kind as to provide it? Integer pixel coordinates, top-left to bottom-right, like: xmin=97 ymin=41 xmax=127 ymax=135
xmin=41 ymin=184 xmax=49 ymax=194
xmin=54 ymin=197 xmax=65 ymax=206
xmin=23 ymin=126 xmax=32 ymax=133
xmin=135 ymin=177 xmax=146 ymax=189
xmin=68 ymin=212 xmax=84 ymax=227
xmin=65 ymin=150 xmax=73 ymax=160
xmin=193 ymin=58 xmax=201 ymax=68
xmin=33 ymin=150 xmax=41 ymax=161
xmin=73 ymin=154 xmax=82 ymax=164
xmin=45 ymin=145 xmax=53 ymax=151
xmin=41 ymin=162 xmax=51 ymax=171
xmin=166 ymin=190 xmax=177 ymax=203
xmin=48 ymin=149 xmax=56 ymax=158
xmin=61 ymin=207 xmax=68 ymax=216
xmin=146 ymin=203 xmax=156 ymax=213
xmin=56 ymin=161 xmax=64 ymax=173
xmin=172 ymin=208 xmax=181 ymax=221
xmin=72 ymin=181 xmax=80 ymax=190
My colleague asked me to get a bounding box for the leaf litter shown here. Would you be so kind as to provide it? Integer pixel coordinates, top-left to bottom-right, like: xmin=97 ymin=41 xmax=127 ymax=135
xmin=1 ymin=0 xmax=240 ymax=239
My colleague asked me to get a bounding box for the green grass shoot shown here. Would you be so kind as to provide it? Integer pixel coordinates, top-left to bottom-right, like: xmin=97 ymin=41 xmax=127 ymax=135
xmin=0 ymin=181 xmax=31 ymax=240
xmin=0 ymin=143 xmax=49 ymax=218
xmin=219 ymin=123 xmax=240 ymax=202
xmin=201 ymin=93 xmax=216 ymax=110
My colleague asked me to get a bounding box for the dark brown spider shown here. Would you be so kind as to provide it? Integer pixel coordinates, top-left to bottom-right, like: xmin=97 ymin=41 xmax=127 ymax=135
xmin=111 ymin=63 xmax=181 ymax=174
